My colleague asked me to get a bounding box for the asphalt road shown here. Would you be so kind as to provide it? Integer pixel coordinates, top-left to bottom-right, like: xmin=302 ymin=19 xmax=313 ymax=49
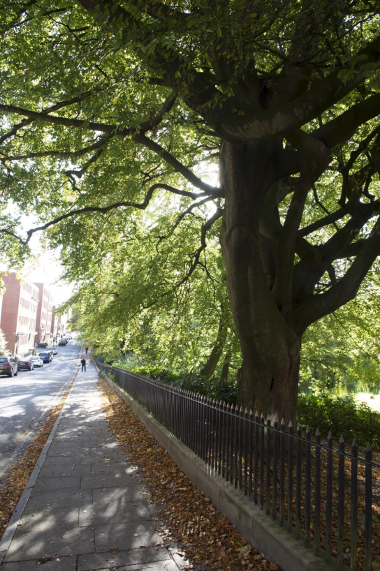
xmin=0 ymin=340 xmax=82 ymax=479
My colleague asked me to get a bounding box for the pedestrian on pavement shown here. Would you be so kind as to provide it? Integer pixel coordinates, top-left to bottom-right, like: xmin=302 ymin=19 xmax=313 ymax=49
xmin=81 ymin=357 xmax=86 ymax=372
xmin=85 ymin=346 xmax=89 ymax=354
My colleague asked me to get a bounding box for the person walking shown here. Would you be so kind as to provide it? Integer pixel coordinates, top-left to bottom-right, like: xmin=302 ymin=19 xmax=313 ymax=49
xmin=81 ymin=357 xmax=86 ymax=372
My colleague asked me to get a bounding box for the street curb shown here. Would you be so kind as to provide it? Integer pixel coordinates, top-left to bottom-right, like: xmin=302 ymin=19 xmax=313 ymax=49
xmin=0 ymin=364 xmax=80 ymax=566
xmin=98 ymin=369 xmax=338 ymax=571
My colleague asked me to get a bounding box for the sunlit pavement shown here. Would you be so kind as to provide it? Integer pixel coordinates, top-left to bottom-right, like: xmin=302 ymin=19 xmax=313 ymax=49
xmin=0 ymin=360 xmax=186 ymax=571
xmin=0 ymin=342 xmax=81 ymax=479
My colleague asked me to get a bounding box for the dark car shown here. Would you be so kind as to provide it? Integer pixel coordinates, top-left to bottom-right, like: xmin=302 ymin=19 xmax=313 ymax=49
xmin=0 ymin=357 xmax=19 ymax=377
xmin=39 ymin=351 xmax=52 ymax=363
xmin=58 ymin=339 xmax=67 ymax=346
xmin=18 ymin=357 xmax=35 ymax=371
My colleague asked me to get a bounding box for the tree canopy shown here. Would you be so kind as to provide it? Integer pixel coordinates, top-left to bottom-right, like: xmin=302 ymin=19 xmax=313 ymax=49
xmin=1 ymin=0 xmax=380 ymax=419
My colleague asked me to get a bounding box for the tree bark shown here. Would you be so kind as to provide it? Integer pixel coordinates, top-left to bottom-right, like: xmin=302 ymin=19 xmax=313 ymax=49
xmin=199 ymin=306 xmax=228 ymax=378
xmin=220 ymin=140 xmax=302 ymax=422
xmin=220 ymin=350 xmax=231 ymax=382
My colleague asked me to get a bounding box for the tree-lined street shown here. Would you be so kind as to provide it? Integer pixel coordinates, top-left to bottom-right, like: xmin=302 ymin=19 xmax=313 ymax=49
xmin=0 ymin=341 xmax=80 ymax=479
xmin=1 ymin=1 xmax=380 ymax=420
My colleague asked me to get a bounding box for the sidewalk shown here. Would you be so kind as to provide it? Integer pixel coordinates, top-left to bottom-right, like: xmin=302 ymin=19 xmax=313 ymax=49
xmin=0 ymin=361 xmax=184 ymax=571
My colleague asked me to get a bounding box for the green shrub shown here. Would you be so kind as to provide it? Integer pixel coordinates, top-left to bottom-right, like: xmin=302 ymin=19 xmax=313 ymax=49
xmin=126 ymin=366 xmax=238 ymax=405
xmin=298 ymin=395 xmax=380 ymax=448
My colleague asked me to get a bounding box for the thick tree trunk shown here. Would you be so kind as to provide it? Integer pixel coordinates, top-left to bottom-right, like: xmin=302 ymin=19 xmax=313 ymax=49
xmin=220 ymin=140 xmax=301 ymax=422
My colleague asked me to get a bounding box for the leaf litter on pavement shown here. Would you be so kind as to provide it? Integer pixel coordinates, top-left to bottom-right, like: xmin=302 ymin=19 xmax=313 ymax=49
xmin=98 ymin=377 xmax=279 ymax=571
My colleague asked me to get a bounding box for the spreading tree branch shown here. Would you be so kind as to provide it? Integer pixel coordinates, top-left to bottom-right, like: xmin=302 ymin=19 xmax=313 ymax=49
xmin=0 ymin=183 xmax=204 ymax=245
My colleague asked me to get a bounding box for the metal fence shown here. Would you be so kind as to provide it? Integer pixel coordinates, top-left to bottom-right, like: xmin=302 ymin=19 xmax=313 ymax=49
xmin=97 ymin=361 xmax=380 ymax=571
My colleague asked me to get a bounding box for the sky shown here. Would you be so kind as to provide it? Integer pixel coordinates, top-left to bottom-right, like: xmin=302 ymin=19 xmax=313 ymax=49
xmin=1 ymin=236 xmax=74 ymax=307
xmin=1 ymin=209 xmax=74 ymax=306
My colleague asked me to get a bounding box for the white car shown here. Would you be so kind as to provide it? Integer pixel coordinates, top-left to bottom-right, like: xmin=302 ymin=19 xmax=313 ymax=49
xmin=30 ymin=356 xmax=43 ymax=367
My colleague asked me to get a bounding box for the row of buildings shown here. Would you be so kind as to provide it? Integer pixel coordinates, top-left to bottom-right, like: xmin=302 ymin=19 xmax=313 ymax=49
xmin=0 ymin=272 xmax=69 ymax=356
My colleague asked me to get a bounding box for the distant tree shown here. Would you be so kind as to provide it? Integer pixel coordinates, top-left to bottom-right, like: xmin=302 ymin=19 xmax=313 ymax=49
xmin=0 ymin=328 xmax=8 ymax=357
xmin=1 ymin=1 xmax=380 ymax=420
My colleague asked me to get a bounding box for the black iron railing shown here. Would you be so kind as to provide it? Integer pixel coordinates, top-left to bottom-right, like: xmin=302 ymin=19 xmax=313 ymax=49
xmin=97 ymin=361 xmax=380 ymax=571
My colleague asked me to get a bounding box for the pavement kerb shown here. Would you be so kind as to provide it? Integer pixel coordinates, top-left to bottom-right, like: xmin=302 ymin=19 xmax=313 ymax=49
xmin=0 ymin=363 xmax=80 ymax=566
xmin=99 ymin=371 xmax=340 ymax=571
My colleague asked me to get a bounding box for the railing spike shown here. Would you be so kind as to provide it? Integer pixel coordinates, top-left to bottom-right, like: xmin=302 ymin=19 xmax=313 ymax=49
xmin=315 ymin=427 xmax=320 ymax=436
xmin=288 ymin=419 xmax=293 ymax=427
xmin=339 ymin=433 xmax=344 ymax=443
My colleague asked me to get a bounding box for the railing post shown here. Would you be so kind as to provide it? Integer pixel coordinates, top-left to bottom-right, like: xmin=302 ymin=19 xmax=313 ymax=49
xmin=326 ymin=431 xmax=333 ymax=564
xmin=337 ymin=435 xmax=345 ymax=570
xmin=365 ymin=442 xmax=372 ymax=571
xmin=280 ymin=418 xmax=285 ymax=526
xmin=296 ymin=423 xmax=302 ymax=539
xmin=260 ymin=413 xmax=265 ymax=509
xmin=248 ymin=410 xmax=253 ymax=499
xmin=350 ymin=438 xmax=358 ymax=571
xmin=239 ymin=406 xmax=244 ymax=491
xmin=244 ymin=408 xmax=248 ymax=495
xmin=272 ymin=414 xmax=278 ymax=521
xmin=314 ymin=428 xmax=321 ymax=556
xmin=287 ymin=420 xmax=293 ymax=533
xmin=266 ymin=414 xmax=271 ymax=516
xmin=305 ymin=425 xmax=311 ymax=547
xmin=254 ymin=411 xmax=259 ymax=505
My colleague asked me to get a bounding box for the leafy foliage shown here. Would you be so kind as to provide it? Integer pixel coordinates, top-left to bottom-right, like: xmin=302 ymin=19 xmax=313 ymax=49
xmin=0 ymin=328 xmax=8 ymax=357
xmin=298 ymin=395 xmax=380 ymax=448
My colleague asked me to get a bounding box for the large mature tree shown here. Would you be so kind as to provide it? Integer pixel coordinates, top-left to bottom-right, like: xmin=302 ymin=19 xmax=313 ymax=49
xmin=1 ymin=0 xmax=380 ymax=420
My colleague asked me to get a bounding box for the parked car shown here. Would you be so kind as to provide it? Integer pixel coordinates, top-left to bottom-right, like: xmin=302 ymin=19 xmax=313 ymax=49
xmin=50 ymin=348 xmax=58 ymax=355
xmin=18 ymin=357 xmax=34 ymax=371
xmin=31 ymin=356 xmax=43 ymax=367
xmin=39 ymin=351 xmax=52 ymax=363
xmin=0 ymin=356 xmax=18 ymax=377
xmin=37 ymin=342 xmax=48 ymax=348
xmin=59 ymin=338 xmax=67 ymax=346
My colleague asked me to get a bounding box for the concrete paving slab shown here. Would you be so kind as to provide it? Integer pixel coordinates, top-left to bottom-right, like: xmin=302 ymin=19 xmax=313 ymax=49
xmin=26 ymin=489 xmax=92 ymax=509
xmin=94 ymin=521 xmax=163 ymax=552
xmin=81 ymin=473 xmax=142 ymax=489
xmin=33 ymin=475 xmax=81 ymax=491
xmin=5 ymin=524 xmax=94 ymax=560
xmin=47 ymin=442 xmax=92 ymax=456
xmin=93 ymin=486 xmax=150 ymax=505
xmin=78 ymin=546 xmax=172 ymax=570
xmin=1 ymin=556 xmax=77 ymax=570
xmin=40 ymin=459 xmax=92 ymax=477
xmin=82 ymin=451 xmax=127 ymax=465
xmin=90 ymin=462 xmax=138 ymax=475
xmin=17 ymin=506 xmax=79 ymax=533
xmin=79 ymin=501 xmax=151 ymax=526
xmin=97 ymin=560 xmax=180 ymax=571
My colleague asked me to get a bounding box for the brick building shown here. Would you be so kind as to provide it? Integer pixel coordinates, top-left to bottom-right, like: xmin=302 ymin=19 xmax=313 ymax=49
xmin=0 ymin=273 xmax=40 ymax=356
xmin=34 ymin=283 xmax=54 ymax=345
